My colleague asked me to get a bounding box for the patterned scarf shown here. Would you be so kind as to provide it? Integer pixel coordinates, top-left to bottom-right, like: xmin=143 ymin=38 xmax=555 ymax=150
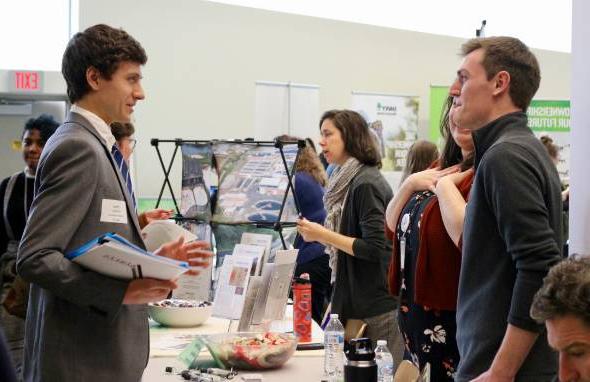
xmin=323 ymin=156 xmax=363 ymax=282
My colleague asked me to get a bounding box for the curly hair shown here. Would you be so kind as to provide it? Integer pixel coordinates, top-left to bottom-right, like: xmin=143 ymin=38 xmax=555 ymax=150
xmin=22 ymin=114 xmax=60 ymax=145
xmin=531 ymin=256 xmax=590 ymax=326
xmin=62 ymin=24 xmax=147 ymax=103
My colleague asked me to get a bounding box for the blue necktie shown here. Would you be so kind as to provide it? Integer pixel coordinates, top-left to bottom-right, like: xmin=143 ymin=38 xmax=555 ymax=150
xmin=111 ymin=144 xmax=137 ymax=210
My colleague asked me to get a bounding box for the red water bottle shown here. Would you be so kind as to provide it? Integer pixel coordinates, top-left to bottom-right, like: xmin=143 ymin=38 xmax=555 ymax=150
xmin=293 ymin=273 xmax=312 ymax=343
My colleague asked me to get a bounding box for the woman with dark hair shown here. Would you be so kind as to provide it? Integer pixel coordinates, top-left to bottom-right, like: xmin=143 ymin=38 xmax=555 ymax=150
xmin=297 ymin=109 xmax=403 ymax=368
xmin=385 ymin=96 xmax=475 ymax=380
xmin=278 ymin=135 xmax=330 ymax=325
xmin=0 ymin=114 xmax=59 ymax=374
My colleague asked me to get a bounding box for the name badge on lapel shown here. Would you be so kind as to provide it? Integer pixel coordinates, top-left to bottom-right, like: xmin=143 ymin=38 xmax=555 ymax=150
xmin=100 ymin=199 xmax=128 ymax=224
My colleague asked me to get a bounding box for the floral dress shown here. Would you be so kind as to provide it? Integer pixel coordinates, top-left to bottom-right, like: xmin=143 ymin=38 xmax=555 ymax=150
xmin=396 ymin=191 xmax=459 ymax=381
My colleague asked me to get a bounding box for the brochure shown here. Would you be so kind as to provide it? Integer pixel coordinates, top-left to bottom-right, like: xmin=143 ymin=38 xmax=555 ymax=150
xmin=231 ymin=243 xmax=266 ymax=277
xmin=176 ymin=222 xmax=213 ymax=301
xmin=143 ymin=220 xmax=212 ymax=301
xmin=250 ymin=249 xmax=298 ymax=324
xmin=237 ymin=276 xmax=262 ymax=331
xmin=141 ymin=220 xmax=198 ymax=252
xmin=239 ymin=232 xmax=273 ymax=275
xmin=211 ymin=255 xmax=256 ymax=319
xmin=65 ymin=233 xmax=189 ymax=281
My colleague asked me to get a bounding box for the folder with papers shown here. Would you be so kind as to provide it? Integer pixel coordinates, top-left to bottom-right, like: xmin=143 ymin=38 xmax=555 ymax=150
xmin=65 ymin=233 xmax=189 ymax=280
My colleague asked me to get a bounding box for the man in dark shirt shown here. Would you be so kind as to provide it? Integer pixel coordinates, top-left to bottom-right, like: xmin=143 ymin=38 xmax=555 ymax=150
xmin=531 ymin=257 xmax=590 ymax=382
xmin=450 ymin=37 xmax=563 ymax=381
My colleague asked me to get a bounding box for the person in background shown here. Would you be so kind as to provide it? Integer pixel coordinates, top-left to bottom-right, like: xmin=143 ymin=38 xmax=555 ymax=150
xmin=540 ymin=135 xmax=559 ymax=166
xmin=399 ymin=139 xmax=439 ymax=185
xmin=318 ymin=152 xmax=329 ymax=170
xmin=451 ymin=36 xmax=563 ymax=382
xmin=17 ymin=24 xmax=211 ymax=382
xmin=0 ymin=114 xmax=59 ymax=375
xmin=278 ymin=135 xmax=330 ymax=325
xmin=297 ymin=109 xmax=404 ymax=371
xmin=386 ymin=96 xmax=474 ymax=380
xmin=110 ymin=121 xmax=173 ymax=229
xmin=540 ymin=135 xmax=569 ymax=255
xmin=539 ymin=135 xmax=568 ymax=203
xmin=531 ymin=256 xmax=590 ymax=382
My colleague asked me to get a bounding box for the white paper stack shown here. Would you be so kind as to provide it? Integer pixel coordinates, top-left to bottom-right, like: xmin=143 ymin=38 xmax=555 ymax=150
xmin=141 ymin=220 xmax=198 ymax=252
xmin=142 ymin=220 xmax=213 ymax=301
xmin=65 ymin=233 xmax=189 ymax=280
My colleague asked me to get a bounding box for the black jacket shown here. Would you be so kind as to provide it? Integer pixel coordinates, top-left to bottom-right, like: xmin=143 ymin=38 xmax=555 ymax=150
xmin=331 ymin=165 xmax=397 ymax=323
xmin=456 ymin=112 xmax=563 ymax=381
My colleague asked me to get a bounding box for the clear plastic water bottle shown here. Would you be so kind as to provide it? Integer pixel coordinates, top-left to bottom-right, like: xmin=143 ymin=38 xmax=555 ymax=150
xmin=324 ymin=313 xmax=345 ymax=381
xmin=374 ymin=340 xmax=394 ymax=382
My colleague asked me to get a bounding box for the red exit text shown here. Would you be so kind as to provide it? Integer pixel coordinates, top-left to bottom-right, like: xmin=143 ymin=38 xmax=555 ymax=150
xmin=14 ymin=71 xmax=41 ymax=91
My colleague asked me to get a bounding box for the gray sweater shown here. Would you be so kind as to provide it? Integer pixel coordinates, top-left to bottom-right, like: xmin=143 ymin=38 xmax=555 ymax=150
xmin=456 ymin=112 xmax=563 ymax=381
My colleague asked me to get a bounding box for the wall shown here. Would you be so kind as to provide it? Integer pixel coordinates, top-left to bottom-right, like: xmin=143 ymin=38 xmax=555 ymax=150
xmin=570 ymin=0 xmax=589 ymax=255
xmin=78 ymin=0 xmax=571 ymax=198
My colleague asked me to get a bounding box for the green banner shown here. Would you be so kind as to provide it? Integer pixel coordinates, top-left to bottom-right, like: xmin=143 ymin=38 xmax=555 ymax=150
xmin=429 ymin=85 xmax=450 ymax=144
xmin=137 ymin=198 xmax=177 ymax=214
xmin=527 ymin=100 xmax=570 ymax=132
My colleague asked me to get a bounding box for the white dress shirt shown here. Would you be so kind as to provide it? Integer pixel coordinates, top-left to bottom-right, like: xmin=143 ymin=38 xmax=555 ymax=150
xmin=70 ymin=104 xmax=117 ymax=151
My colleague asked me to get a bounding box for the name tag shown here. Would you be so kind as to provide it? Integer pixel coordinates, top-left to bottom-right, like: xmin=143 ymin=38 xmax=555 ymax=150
xmin=100 ymin=199 xmax=128 ymax=224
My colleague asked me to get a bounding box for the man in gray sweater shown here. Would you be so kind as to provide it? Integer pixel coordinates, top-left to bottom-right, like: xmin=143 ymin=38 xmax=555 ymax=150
xmin=450 ymin=37 xmax=563 ymax=381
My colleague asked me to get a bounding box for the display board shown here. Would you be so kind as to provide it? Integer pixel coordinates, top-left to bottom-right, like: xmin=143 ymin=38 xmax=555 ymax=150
xmin=351 ymin=92 xmax=420 ymax=172
xmin=180 ymin=143 xmax=216 ymax=222
xmin=254 ymin=81 xmax=320 ymax=144
xmin=527 ymin=100 xmax=571 ymax=181
xmin=211 ymin=143 xmax=299 ymax=224
xmin=152 ymin=139 xmax=302 ymax=302
xmin=428 ymin=87 xmax=570 ymax=182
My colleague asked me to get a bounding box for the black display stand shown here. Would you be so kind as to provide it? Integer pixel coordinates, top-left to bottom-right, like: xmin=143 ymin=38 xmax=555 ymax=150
xmin=150 ymin=138 xmax=305 ymax=249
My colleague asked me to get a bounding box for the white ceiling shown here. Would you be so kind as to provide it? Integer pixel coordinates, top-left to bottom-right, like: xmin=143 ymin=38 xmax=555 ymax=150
xmin=208 ymin=0 xmax=572 ymax=53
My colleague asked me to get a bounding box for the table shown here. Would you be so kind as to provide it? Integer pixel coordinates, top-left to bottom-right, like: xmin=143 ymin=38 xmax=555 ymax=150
xmin=144 ymin=353 xmax=324 ymax=382
xmin=144 ymin=312 xmax=326 ymax=381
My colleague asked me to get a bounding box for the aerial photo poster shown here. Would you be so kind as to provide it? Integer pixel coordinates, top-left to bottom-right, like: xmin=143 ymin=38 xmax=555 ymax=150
xmin=211 ymin=143 xmax=299 ymax=224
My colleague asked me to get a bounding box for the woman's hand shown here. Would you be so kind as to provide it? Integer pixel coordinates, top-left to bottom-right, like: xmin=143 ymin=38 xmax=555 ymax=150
xmin=442 ymin=168 xmax=474 ymax=187
xmin=385 ymin=165 xmax=459 ymax=232
xmin=434 ymin=168 xmax=473 ymax=247
xmin=154 ymin=236 xmax=213 ymax=275
xmin=407 ymin=165 xmax=460 ymax=193
xmin=297 ymin=217 xmax=327 ymax=244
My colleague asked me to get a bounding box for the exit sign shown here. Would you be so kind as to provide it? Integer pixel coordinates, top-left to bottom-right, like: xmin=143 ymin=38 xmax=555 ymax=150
xmin=9 ymin=70 xmax=44 ymax=93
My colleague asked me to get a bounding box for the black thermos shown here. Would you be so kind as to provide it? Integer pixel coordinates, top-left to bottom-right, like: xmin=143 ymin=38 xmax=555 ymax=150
xmin=344 ymin=338 xmax=377 ymax=382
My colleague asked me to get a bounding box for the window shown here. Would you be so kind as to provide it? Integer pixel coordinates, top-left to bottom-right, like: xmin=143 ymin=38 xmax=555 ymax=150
xmin=0 ymin=0 xmax=77 ymax=71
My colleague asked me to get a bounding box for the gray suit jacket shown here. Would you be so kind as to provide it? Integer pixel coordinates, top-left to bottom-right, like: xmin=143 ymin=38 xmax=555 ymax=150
xmin=17 ymin=113 xmax=148 ymax=382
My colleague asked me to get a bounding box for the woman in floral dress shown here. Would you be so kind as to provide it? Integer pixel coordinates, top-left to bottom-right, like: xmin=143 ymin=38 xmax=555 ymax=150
xmin=385 ymin=97 xmax=475 ymax=381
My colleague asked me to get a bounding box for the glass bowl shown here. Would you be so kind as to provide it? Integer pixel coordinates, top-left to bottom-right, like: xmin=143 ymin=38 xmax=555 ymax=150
xmin=204 ymin=332 xmax=297 ymax=370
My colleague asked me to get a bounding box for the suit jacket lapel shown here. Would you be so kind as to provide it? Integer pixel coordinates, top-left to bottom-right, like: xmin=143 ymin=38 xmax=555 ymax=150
xmin=64 ymin=113 xmax=143 ymax=238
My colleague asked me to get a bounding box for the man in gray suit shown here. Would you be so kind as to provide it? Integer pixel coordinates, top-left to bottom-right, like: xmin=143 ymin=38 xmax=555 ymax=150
xmin=17 ymin=24 xmax=210 ymax=382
